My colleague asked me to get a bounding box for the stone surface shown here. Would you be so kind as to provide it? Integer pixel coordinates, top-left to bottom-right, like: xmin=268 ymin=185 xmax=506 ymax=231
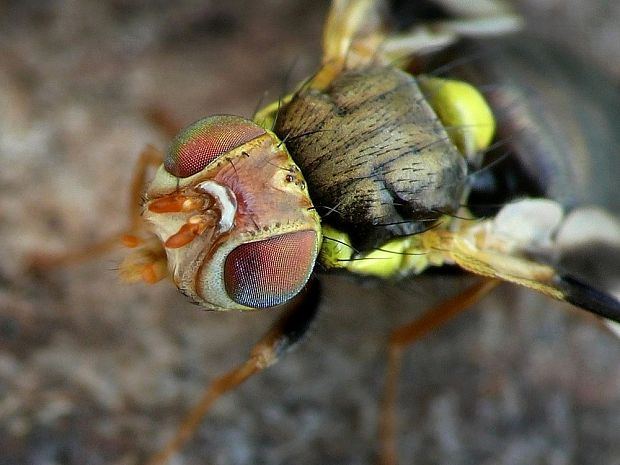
xmin=1 ymin=2 xmax=619 ymax=465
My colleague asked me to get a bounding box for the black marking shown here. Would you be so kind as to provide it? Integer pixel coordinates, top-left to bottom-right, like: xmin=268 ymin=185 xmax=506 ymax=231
xmin=556 ymin=274 xmax=620 ymax=323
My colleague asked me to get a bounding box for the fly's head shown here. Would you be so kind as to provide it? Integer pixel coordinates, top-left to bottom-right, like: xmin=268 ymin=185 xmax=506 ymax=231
xmin=143 ymin=115 xmax=322 ymax=311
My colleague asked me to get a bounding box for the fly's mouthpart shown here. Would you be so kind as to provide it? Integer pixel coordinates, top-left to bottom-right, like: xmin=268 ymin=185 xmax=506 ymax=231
xmin=145 ymin=180 xmax=237 ymax=250
xmin=163 ymin=212 xmax=218 ymax=249
xmin=147 ymin=193 xmax=206 ymax=214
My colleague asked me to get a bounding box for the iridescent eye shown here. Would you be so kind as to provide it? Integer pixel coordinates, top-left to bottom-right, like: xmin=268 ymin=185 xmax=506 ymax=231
xmin=224 ymin=231 xmax=319 ymax=308
xmin=164 ymin=115 xmax=266 ymax=178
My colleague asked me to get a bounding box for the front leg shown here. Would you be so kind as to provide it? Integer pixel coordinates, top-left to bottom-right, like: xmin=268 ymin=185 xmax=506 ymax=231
xmin=144 ymin=277 xmax=322 ymax=465
xmin=382 ymin=0 xmax=522 ymax=61
xmin=28 ymin=145 xmax=163 ymax=273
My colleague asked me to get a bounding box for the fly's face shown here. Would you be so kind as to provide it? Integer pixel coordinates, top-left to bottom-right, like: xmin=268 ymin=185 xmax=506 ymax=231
xmin=143 ymin=115 xmax=322 ymax=311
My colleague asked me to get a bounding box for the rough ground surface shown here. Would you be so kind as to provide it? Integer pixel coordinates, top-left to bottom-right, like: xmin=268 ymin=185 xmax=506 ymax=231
xmin=1 ymin=1 xmax=619 ymax=465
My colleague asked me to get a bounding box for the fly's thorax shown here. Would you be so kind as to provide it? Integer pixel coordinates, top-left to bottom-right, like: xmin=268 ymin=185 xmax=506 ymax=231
xmin=143 ymin=116 xmax=322 ymax=311
xmin=274 ymin=65 xmax=467 ymax=249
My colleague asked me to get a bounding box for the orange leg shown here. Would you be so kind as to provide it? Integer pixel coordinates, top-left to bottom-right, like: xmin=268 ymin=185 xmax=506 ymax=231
xmin=379 ymin=278 xmax=501 ymax=465
xmin=29 ymin=145 xmax=163 ymax=270
xmin=144 ymin=278 xmax=322 ymax=465
xmin=146 ymin=106 xmax=184 ymax=140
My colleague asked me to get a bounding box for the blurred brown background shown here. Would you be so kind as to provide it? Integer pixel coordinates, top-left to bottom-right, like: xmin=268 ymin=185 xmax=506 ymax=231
xmin=1 ymin=1 xmax=619 ymax=465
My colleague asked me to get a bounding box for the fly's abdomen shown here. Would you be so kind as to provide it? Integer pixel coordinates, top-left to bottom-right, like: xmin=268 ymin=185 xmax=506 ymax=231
xmin=453 ymin=38 xmax=620 ymax=214
xmin=275 ymin=66 xmax=467 ymax=249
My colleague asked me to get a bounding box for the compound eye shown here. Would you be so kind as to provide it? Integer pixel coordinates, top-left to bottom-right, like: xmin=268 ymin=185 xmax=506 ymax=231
xmin=224 ymin=231 xmax=319 ymax=308
xmin=165 ymin=115 xmax=266 ymax=178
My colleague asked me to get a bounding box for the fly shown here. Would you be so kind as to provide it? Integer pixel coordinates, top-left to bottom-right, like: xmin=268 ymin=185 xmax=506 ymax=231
xmin=26 ymin=1 xmax=620 ymax=464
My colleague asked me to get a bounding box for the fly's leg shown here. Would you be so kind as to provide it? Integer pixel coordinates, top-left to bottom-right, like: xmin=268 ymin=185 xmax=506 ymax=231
xmin=312 ymin=0 xmax=385 ymax=89
xmin=29 ymin=145 xmax=163 ymax=275
xmin=369 ymin=0 xmax=522 ymax=66
xmin=317 ymin=0 xmax=522 ymax=89
xmin=380 ymin=278 xmax=500 ymax=465
xmin=144 ymin=278 xmax=322 ymax=465
xmin=146 ymin=106 xmax=184 ymax=139
xmin=125 ymin=145 xmax=163 ymax=233
xmin=381 ymin=6 xmax=521 ymax=63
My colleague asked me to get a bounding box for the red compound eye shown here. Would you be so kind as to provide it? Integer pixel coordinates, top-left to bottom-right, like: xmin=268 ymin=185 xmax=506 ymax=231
xmin=224 ymin=231 xmax=318 ymax=308
xmin=164 ymin=115 xmax=266 ymax=178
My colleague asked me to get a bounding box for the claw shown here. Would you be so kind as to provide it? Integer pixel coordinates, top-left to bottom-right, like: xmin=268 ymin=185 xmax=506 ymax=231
xmin=118 ymin=236 xmax=168 ymax=284
xmin=121 ymin=234 xmax=142 ymax=248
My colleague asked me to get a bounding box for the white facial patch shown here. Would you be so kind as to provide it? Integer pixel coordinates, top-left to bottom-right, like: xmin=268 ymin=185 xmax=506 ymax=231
xmin=196 ymin=180 xmax=237 ymax=232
